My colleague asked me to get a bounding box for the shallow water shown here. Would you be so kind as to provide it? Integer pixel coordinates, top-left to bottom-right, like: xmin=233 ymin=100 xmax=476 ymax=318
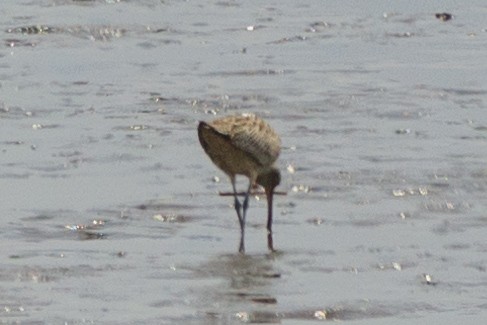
xmin=1 ymin=0 xmax=487 ymax=324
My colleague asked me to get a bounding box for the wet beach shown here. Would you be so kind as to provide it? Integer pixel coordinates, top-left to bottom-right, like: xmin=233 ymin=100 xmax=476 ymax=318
xmin=1 ymin=0 xmax=487 ymax=323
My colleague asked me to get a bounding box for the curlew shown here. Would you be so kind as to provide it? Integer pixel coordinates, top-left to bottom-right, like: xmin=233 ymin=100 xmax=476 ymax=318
xmin=198 ymin=113 xmax=281 ymax=253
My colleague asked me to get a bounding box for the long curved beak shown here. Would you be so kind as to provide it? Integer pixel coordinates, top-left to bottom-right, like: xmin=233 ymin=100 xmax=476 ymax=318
xmin=265 ymin=186 xmax=275 ymax=251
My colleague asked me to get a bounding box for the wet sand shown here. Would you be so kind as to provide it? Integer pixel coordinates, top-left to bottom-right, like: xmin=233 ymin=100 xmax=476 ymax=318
xmin=1 ymin=0 xmax=487 ymax=323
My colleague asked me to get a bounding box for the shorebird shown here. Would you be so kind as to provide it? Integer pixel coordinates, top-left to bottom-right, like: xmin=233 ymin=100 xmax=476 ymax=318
xmin=198 ymin=113 xmax=281 ymax=253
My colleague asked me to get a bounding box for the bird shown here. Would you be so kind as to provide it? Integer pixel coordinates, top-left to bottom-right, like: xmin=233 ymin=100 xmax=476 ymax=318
xmin=198 ymin=113 xmax=281 ymax=253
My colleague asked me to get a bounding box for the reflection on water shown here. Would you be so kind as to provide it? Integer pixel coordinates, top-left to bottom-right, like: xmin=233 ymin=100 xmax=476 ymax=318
xmin=185 ymin=253 xmax=428 ymax=323
xmin=1 ymin=0 xmax=487 ymax=323
xmin=192 ymin=254 xmax=285 ymax=323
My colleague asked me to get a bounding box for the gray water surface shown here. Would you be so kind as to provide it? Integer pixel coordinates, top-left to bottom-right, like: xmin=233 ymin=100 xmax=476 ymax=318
xmin=1 ymin=0 xmax=487 ymax=324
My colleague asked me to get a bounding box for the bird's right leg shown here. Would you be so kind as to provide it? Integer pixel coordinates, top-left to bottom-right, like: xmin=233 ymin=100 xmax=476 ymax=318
xmin=231 ymin=178 xmax=245 ymax=253
xmin=241 ymin=181 xmax=252 ymax=227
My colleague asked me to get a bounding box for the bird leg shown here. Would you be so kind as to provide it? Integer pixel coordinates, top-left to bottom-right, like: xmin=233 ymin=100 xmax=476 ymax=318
xmin=238 ymin=182 xmax=253 ymax=254
xmin=242 ymin=182 xmax=252 ymax=224
xmin=231 ymin=179 xmax=245 ymax=253
xmin=267 ymin=232 xmax=274 ymax=252
xmin=266 ymin=188 xmax=275 ymax=252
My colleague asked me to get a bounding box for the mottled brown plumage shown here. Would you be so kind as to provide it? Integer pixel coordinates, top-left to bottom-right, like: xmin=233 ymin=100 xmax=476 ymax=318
xmin=198 ymin=113 xmax=281 ymax=253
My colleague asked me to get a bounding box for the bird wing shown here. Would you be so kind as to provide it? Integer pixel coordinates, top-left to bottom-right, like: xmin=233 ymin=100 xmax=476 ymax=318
xmin=230 ymin=123 xmax=280 ymax=167
xmin=200 ymin=115 xmax=281 ymax=168
xmin=198 ymin=121 xmax=229 ymax=154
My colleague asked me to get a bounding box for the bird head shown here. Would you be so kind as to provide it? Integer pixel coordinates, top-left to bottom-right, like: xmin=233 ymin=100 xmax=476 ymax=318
xmin=256 ymin=167 xmax=281 ymax=195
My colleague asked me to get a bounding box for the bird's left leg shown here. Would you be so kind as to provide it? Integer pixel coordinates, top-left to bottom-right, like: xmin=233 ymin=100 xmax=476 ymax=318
xmin=231 ymin=178 xmax=245 ymax=253
xmin=242 ymin=181 xmax=252 ymax=225
xmin=235 ymin=181 xmax=253 ymax=253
